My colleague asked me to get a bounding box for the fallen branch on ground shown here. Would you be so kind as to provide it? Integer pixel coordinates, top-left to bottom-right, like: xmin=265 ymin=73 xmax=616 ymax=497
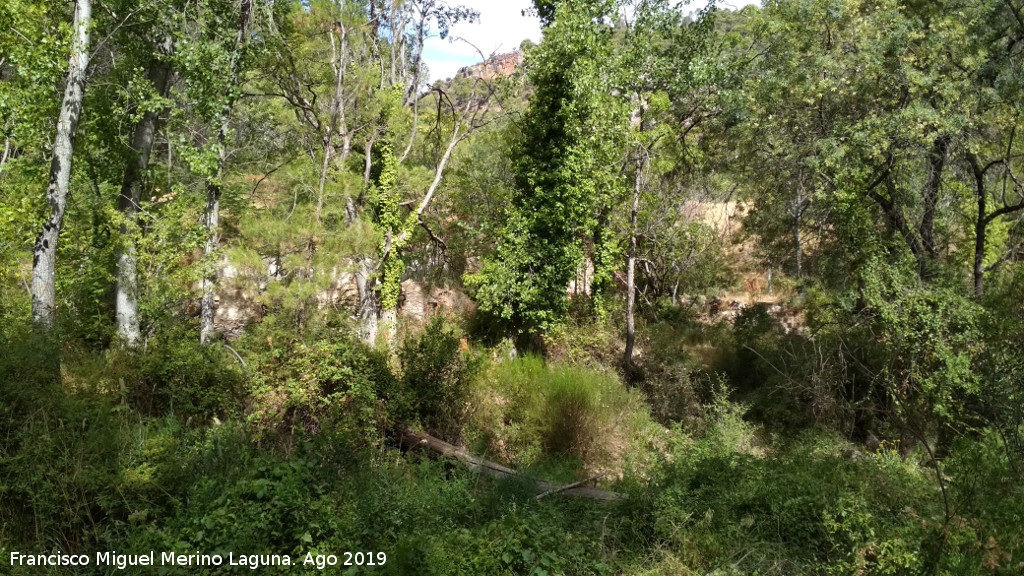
xmin=401 ymin=428 xmax=626 ymax=502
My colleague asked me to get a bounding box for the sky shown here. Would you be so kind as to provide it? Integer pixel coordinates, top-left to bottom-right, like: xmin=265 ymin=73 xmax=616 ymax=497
xmin=420 ymin=0 xmax=761 ymax=83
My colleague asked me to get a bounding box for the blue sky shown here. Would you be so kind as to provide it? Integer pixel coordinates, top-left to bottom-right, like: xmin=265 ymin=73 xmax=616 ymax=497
xmin=421 ymin=0 xmax=761 ymax=83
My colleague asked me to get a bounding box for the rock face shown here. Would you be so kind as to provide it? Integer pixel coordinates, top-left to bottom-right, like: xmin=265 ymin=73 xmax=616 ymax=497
xmin=207 ymin=255 xmax=472 ymax=339
xmin=456 ymin=50 xmax=524 ymax=80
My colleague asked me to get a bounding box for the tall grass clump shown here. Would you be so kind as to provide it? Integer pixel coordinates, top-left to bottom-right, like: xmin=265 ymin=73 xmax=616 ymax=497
xmin=469 ymin=355 xmax=656 ymax=475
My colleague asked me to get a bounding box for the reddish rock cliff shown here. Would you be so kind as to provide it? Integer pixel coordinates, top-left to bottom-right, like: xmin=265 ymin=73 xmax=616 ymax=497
xmin=456 ymin=50 xmax=524 ymax=80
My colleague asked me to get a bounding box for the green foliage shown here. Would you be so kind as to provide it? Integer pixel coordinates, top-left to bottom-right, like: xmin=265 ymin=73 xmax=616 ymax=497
xmin=243 ymin=321 xmax=396 ymax=444
xmin=396 ymin=316 xmax=479 ymax=439
xmin=5 ymin=1 xmax=1024 ymax=575
xmin=468 ymin=0 xmax=629 ymax=333
xmin=468 ymin=355 xmax=655 ymax=474
xmin=123 ymin=329 xmax=245 ymax=419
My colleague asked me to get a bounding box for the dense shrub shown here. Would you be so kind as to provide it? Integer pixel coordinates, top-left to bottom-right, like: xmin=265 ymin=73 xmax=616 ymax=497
xmin=396 ymin=316 xmax=480 ymax=439
xmin=122 ymin=329 xmax=245 ymax=420
xmin=243 ymin=326 xmax=396 ymax=445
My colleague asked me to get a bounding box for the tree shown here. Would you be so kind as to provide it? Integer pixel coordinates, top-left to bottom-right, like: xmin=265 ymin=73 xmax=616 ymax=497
xmin=468 ymin=0 xmax=627 ymax=335
xmin=116 ymin=33 xmax=175 ymax=346
xmin=196 ymin=0 xmax=255 ymax=344
xmin=619 ymin=0 xmax=718 ymax=366
xmin=30 ymin=0 xmax=92 ymax=329
xmin=730 ymin=0 xmax=1024 ymax=298
xmin=372 ymin=77 xmax=503 ymax=345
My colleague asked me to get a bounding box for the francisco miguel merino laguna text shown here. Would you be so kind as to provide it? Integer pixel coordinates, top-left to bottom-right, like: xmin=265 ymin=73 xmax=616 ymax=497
xmin=9 ymin=551 xmax=388 ymax=570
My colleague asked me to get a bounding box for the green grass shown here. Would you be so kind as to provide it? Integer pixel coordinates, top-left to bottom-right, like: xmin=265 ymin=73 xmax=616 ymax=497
xmin=465 ymin=355 xmax=658 ymax=479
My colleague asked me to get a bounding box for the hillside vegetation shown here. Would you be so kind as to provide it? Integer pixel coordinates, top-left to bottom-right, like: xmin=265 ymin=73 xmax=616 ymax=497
xmin=1 ymin=0 xmax=1023 ymax=575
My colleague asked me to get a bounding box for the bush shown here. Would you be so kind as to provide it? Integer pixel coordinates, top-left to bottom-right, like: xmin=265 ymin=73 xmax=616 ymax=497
xmin=396 ymin=316 xmax=479 ymax=439
xmin=243 ymin=326 xmax=396 ymax=446
xmin=123 ymin=329 xmax=245 ymax=420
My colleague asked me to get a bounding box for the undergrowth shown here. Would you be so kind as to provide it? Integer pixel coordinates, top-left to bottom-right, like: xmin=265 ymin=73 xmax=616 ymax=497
xmin=1 ymin=313 xmax=1023 ymax=575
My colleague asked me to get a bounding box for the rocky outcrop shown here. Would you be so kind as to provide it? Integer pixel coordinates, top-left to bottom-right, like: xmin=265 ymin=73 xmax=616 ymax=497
xmin=456 ymin=50 xmax=524 ymax=80
xmin=206 ymin=256 xmax=471 ymax=338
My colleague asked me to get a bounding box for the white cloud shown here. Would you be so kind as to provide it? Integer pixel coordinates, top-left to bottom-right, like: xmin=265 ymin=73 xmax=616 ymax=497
xmin=421 ymin=1 xmax=761 ymax=83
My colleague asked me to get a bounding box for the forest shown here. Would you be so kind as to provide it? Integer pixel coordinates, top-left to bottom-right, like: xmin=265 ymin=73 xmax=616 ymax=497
xmin=1 ymin=0 xmax=1023 ymax=574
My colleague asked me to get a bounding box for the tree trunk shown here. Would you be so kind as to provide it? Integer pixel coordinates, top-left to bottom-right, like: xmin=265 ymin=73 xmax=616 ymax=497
xmin=356 ymin=257 xmax=378 ymax=345
xmin=116 ymin=46 xmax=173 ymax=347
xmin=201 ymin=0 xmax=251 ymax=345
xmin=316 ymin=134 xmax=334 ymax=221
xmin=200 ymin=137 xmax=227 ymax=345
xmin=363 ymin=133 xmax=376 ymax=184
xmin=792 ymin=186 xmax=805 ymax=278
xmin=973 ymin=172 xmax=987 ymax=298
xmin=345 ymin=196 xmax=357 ymax=227
xmin=867 ymin=174 xmax=925 ymax=270
xmin=919 ymin=135 xmax=949 ymax=260
xmin=0 ymin=137 xmax=10 ymax=176
xmin=31 ymin=0 xmax=92 ymax=329
xmin=624 ymin=149 xmax=643 ymax=367
xmin=401 ymin=428 xmax=626 ymax=502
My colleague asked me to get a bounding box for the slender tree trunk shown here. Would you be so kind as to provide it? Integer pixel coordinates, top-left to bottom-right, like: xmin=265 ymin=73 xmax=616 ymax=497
xmin=363 ymin=133 xmax=376 ymax=184
xmin=868 ymin=175 xmax=925 ymax=269
xmin=0 ymin=137 xmax=10 ymax=176
xmin=792 ymin=187 xmax=804 ymax=278
xmin=356 ymin=257 xmax=378 ymax=344
xmin=400 ymin=94 xmax=419 ymax=163
xmin=316 ymin=21 xmax=350 ymax=222
xmin=31 ymin=0 xmax=92 ymax=329
xmin=201 ymin=0 xmax=251 ymax=344
xmin=624 ymin=149 xmax=643 ymax=367
xmin=345 ymin=196 xmax=358 ymax=226
xmin=919 ymin=136 xmax=949 ymax=260
xmin=969 ymin=154 xmax=988 ymax=297
xmin=116 ymin=45 xmax=173 ymax=347
xmin=201 ymin=133 xmax=227 ymax=345
xmin=974 ymin=194 xmax=986 ymax=298
xmin=316 ymin=134 xmax=334 ymax=221
xmin=966 ymin=151 xmax=1024 ymax=296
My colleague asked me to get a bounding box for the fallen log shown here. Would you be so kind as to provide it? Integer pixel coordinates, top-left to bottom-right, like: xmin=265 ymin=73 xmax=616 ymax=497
xmin=401 ymin=428 xmax=626 ymax=502
xmin=536 ymin=473 xmax=604 ymax=500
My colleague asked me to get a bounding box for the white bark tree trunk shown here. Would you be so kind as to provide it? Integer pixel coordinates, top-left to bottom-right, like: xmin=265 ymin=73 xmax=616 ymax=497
xmin=201 ymin=0 xmax=251 ymax=344
xmin=200 ymin=139 xmax=227 ymax=345
xmin=624 ymin=149 xmax=643 ymax=367
xmin=31 ymin=0 xmax=92 ymax=329
xmin=356 ymin=257 xmax=378 ymax=345
xmin=0 ymin=137 xmax=10 ymax=176
xmin=116 ymin=46 xmax=173 ymax=347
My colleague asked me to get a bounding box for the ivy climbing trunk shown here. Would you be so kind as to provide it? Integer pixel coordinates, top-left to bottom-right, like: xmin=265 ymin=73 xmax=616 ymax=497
xmin=378 ymin=117 xmax=464 ymax=346
xmin=31 ymin=0 xmax=92 ymax=329
xmin=116 ymin=43 xmax=173 ymax=347
xmin=201 ymin=0 xmax=251 ymax=345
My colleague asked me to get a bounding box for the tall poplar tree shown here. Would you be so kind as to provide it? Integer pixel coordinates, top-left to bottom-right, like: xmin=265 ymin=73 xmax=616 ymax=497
xmin=30 ymin=0 xmax=92 ymax=329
